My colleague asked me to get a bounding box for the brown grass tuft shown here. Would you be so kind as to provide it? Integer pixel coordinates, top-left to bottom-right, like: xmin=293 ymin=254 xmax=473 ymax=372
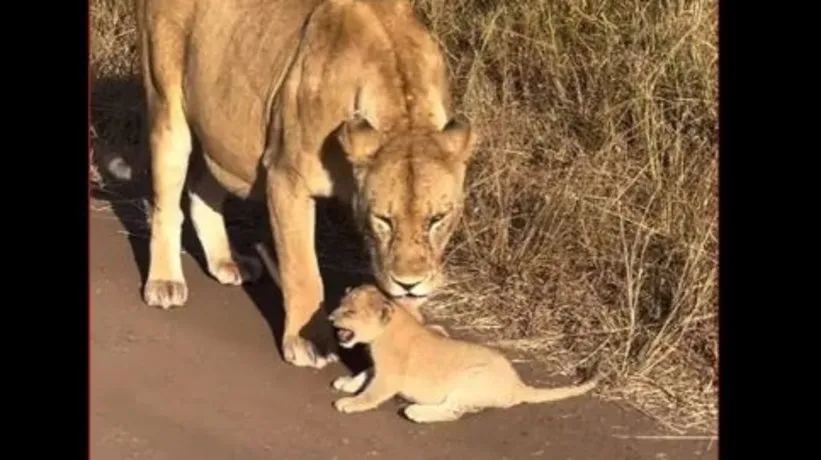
xmin=91 ymin=0 xmax=718 ymax=435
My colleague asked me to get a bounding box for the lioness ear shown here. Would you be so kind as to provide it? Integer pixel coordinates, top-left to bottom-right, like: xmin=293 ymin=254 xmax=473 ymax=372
xmin=436 ymin=114 xmax=477 ymax=164
xmin=337 ymin=115 xmax=384 ymax=166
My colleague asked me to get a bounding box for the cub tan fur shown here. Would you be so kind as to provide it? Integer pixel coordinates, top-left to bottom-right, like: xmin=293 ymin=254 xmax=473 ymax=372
xmin=135 ymin=0 xmax=477 ymax=369
xmin=328 ymin=285 xmax=602 ymax=423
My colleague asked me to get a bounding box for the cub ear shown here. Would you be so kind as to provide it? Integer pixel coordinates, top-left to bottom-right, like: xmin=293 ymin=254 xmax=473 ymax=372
xmin=436 ymin=114 xmax=478 ymax=164
xmin=378 ymin=299 xmax=394 ymax=325
xmin=336 ymin=115 xmax=384 ymax=166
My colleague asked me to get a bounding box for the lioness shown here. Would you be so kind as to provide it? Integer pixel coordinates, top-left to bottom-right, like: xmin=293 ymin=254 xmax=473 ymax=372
xmin=328 ymin=285 xmax=602 ymax=423
xmin=135 ymin=0 xmax=477 ymax=369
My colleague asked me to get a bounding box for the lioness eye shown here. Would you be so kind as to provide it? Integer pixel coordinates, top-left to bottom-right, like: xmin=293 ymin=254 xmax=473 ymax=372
xmin=428 ymin=213 xmax=446 ymax=228
xmin=373 ymin=214 xmax=392 ymax=231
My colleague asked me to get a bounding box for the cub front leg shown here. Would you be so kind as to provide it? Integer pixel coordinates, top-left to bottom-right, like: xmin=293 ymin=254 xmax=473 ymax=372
xmin=332 ymin=369 xmax=370 ymax=394
xmin=267 ymin=169 xmax=337 ymax=369
xmin=334 ymin=376 xmax=397 ymax=414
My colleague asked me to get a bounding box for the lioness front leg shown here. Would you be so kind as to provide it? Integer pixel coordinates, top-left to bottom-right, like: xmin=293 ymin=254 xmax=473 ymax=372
xmin=141 ymin=48 xmax=192 ymax=309
xmin=334 ymin=377 xmax=397 ymax=414
xmin=268 ymin=169 xmax=337 ymax=369
xmin=189 ymin=171 xmax=262 ymax=286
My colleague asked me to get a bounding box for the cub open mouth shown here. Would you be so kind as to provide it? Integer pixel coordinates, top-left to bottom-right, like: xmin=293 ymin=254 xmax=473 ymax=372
xmin=336 ymin=328 xmax=355 ymax=343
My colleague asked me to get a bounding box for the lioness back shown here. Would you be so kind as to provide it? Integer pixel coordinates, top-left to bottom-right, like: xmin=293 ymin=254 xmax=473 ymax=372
xmin=138 ymin=0 xmax=451 ymax=198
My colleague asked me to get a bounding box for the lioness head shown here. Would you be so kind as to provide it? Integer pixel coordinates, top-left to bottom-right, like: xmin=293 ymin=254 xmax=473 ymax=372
xmin=328 ymin=284 xmax=395 ymax=349
xmin=336 ymin=114 xmax=477 ymax=308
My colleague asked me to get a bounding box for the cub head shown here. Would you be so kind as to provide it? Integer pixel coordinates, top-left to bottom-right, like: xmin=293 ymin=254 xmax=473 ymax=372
xmin=328 ymin=285 xmax=395 ymax=349
xmin=336 ymin=114 xmax=477 ymax=308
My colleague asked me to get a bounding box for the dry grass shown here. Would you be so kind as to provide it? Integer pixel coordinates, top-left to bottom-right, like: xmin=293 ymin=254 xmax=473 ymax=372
xmin=90 ymin=0 xmax=718 ymax=435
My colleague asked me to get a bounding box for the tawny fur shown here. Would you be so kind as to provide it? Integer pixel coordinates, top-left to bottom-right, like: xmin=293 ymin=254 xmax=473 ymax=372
xmin=328 ymin=285 xmax=602 ymax=423
xmin=254 ymin=243 xmax=449 ymax=337
xmin=135 ymin=0 xmax=477 ymax=369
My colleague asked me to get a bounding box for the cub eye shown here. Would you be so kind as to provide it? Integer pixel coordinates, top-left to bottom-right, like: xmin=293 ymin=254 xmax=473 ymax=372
xmin=428 ymin=213 xmax=446 ymax=228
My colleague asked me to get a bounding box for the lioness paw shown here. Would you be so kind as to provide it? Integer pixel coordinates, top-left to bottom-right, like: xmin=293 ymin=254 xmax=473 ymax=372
xmin=144 ymin=279 xmax=188 ymax=309
xmin=283 ymin=336 xmax=338 ymax=369
xmin=210 ymin=254 xmax=263 ymax=286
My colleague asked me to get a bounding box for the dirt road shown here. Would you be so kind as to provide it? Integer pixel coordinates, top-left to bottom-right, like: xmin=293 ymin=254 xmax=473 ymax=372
xmin=90 ymin=204 xmax=716 ymax=460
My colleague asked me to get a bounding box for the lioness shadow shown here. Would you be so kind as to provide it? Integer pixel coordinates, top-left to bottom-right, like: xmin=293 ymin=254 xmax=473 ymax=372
xmin=91 ymin=75 xmax=374 ymax=376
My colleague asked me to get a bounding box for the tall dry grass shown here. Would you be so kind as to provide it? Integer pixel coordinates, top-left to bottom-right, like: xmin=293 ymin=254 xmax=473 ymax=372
xmin=413 ymin=0 xmax=718 ymax=434
xmin=90 ymin=0 xmax=718 ymax=434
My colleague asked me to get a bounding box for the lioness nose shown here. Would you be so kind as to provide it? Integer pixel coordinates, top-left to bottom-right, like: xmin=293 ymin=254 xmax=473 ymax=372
xmin=391 ymin=276 xmax=422 ymax=292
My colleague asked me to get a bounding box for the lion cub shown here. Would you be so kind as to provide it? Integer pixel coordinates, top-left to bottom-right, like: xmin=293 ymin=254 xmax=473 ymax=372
xmin=328 ymin=285 xmax=602 ymax=423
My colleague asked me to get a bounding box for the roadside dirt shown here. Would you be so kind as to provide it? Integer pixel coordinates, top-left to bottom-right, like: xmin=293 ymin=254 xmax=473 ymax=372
xmin=90 ymin=203 xmax=717 ymax=460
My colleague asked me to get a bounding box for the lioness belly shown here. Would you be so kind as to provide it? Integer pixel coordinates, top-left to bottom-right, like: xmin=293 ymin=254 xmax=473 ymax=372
xmin=181 ymin=0 xmax=322 ymax=199
xmin=201 ymin=155 xmax=260 ymax=200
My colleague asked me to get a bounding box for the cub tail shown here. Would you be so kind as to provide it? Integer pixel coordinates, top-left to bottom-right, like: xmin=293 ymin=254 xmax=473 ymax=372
xmin=517 ymin=373 xmax=603 ymax=405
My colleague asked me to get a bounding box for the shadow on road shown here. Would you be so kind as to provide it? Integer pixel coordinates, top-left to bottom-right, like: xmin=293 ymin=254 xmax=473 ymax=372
xmin=91 ymin=75 xmax=374 ymax=377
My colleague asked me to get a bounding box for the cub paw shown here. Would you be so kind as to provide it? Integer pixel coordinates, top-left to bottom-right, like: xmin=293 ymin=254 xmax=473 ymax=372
xmin=333 ymin=397 xmax=363 ymax=414
xmin=332 ymin=376 xmax=351 ymax=391
xmin=403 ymin=404 xmax=444 ymax=423
xmin=403 ymin=404 xmax=425 ymax=423
xmin=403 ymin=404 xmax=462 ymax=423
xmin=332 ymin=376 xmax=362 ymax=394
